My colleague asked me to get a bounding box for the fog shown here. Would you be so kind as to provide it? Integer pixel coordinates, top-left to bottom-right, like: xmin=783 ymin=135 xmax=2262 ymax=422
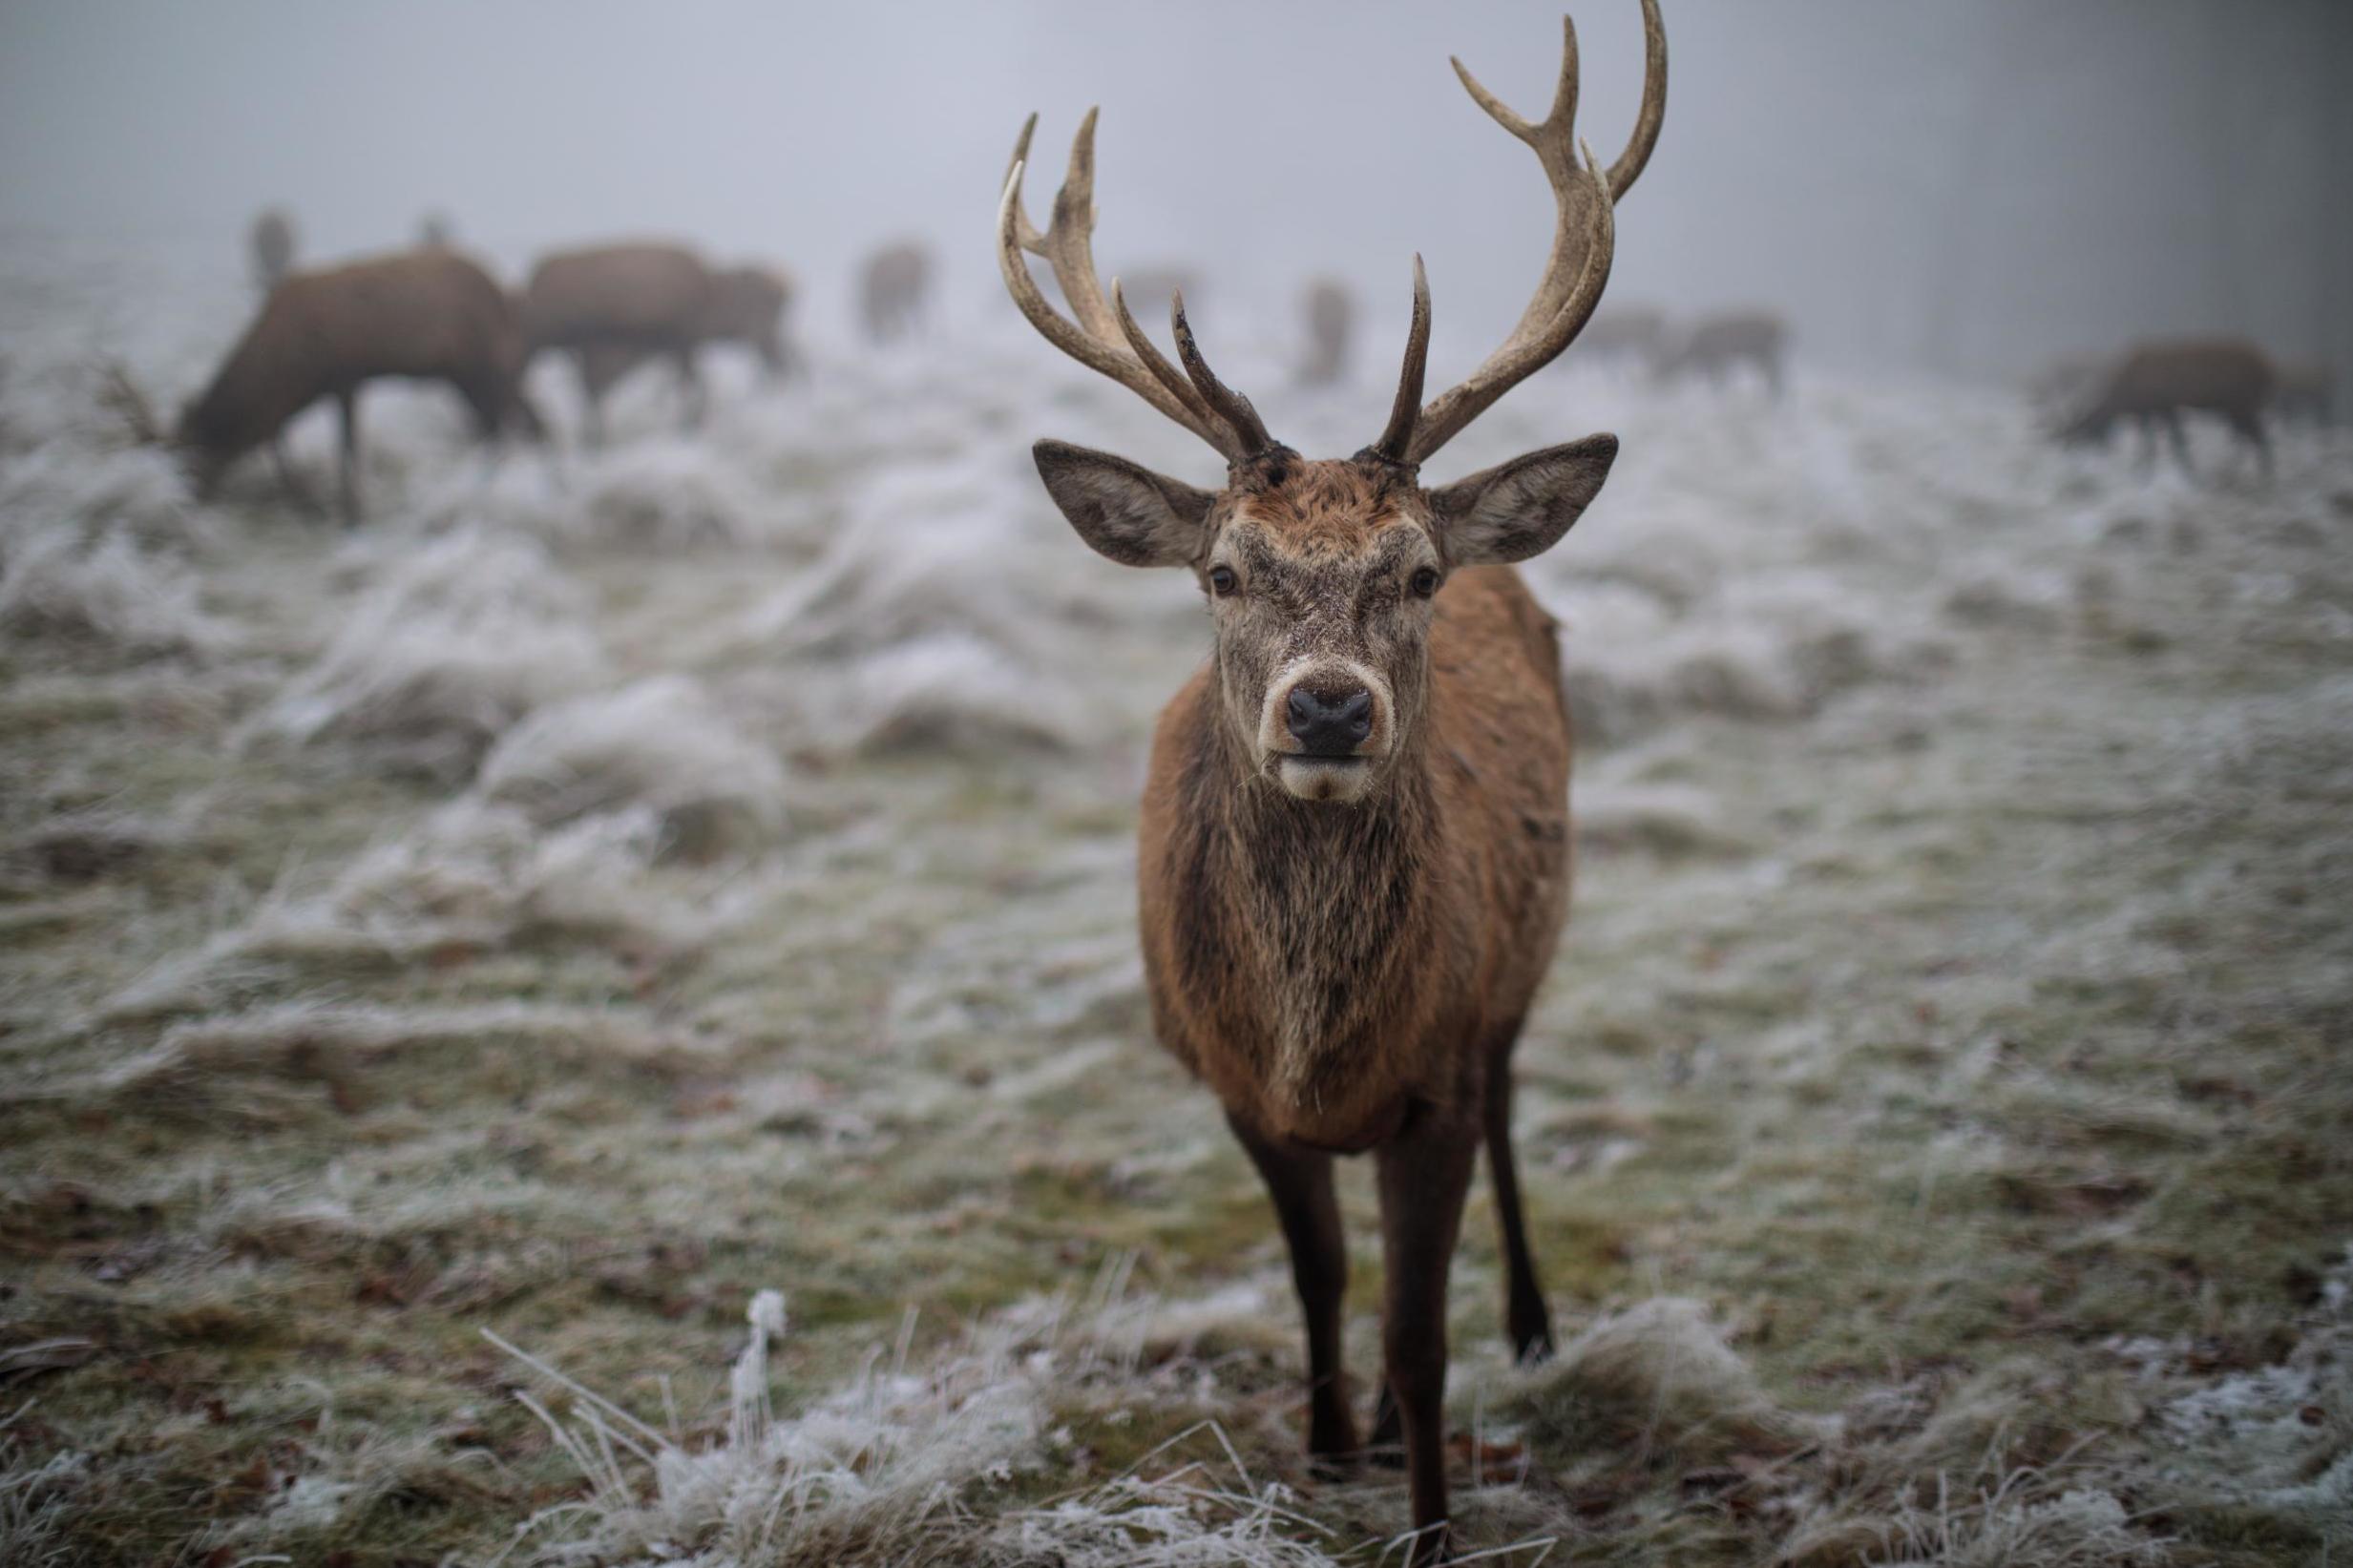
xmin=3 ymin=0 xmax=2346 ymax=386
xmin=7 ymin=6 xmax=2353 ymax=1564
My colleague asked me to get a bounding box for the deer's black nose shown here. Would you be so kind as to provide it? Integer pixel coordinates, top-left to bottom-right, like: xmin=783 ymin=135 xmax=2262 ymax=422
xmin=1287 ymin=685 xmax=1374 ymax=756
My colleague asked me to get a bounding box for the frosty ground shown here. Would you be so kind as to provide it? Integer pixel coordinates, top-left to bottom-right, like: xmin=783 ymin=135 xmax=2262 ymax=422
xmin=2 ymin=241 xmax=2347 ymax=1565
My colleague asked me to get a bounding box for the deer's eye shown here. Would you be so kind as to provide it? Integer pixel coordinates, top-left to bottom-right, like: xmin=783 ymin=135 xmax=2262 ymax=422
xmin=1208 ymin=565 xmax=1239 ymax=597
xmin=1410 ymin=566 xmax=1441 ymax=598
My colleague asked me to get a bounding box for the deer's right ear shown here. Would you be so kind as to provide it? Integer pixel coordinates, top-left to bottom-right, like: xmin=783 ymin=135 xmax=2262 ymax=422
xmin=1034 ymin=440 xmax=1216 ymax=568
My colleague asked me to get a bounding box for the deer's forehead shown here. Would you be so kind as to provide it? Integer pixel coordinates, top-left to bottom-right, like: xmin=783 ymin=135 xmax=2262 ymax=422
xmin=1219 ymin=511 xmax=1432 ymax=573
xmin=1218 ymin=460 xmax=1434 ymax=567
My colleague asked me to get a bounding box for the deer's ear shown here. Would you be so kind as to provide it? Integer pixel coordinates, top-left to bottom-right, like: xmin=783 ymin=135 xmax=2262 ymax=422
xmin=1427 ymin=434 xmax=1617 ymax=566
xmin=1034 ymin=440 xmax=1216 ymax=568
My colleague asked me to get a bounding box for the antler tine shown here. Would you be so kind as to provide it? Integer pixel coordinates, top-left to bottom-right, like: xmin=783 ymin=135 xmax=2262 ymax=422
xmin=1407 ymin=138 xmax=1614 ymax=466
xmin=1037 ymin=109 xmax=1125 ymax=347
xmin=1451 ymin=15 xmax=1595 ymax=359
xmin=1608 ymin=0 xmax=1669 ymax=199
xmin=1110 ymin=278 xmax=1222 ymax=429
xmin=1451 ymin=13 xmax=1579 ymax=151
xmin=996 ymin=116 xmax=1252 ymax=461
xmin=1367 ymin=255 xmax=1432 ymax=465
xmin=1404 ymin=4 xmax=1664 ymax=465
xmin=1170 ymin=291 xmax=1276 ymax=459
xmin=996 ymin=147 xmax=1239 ymax=456
xmin=1002 ymin=114 xmax=1045 ymax=254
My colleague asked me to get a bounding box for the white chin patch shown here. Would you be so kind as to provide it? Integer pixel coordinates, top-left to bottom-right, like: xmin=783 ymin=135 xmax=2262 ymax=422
xmin=1275 ymin=756 xmax=1374 ymax=803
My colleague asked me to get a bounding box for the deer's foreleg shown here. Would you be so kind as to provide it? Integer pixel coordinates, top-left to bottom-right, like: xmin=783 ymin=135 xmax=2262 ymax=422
xmin=1229 ymin=1113 xmax=1358 ymax=1467
xmin=2230 ymin=407 xmax=2273 ymax=482
xmin=334 ymin=387 xmax=362 ymax=523
xmin=672 ymin=344 xmax=707 ymax=430
xmin=1376 ymin=1107 xmax=1478 ymax=1565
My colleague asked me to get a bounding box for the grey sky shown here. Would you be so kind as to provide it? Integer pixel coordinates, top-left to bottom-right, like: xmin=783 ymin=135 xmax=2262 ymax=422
xmin=2 ymin=1 xmax=2344 ymax=381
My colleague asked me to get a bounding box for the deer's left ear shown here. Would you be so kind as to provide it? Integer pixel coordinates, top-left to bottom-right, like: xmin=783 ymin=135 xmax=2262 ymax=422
xmin=1427 ymin=434 xmax=1618 ymax=566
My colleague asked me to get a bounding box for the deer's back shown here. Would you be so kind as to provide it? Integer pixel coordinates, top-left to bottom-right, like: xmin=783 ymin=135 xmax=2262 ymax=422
xmin=522 ymin=243 xmax=713 ymax=348
xmin=263 ymin=252 xmax=519 ymax=377
xmin=2108 ymin=341 xmax=2274 ymax=416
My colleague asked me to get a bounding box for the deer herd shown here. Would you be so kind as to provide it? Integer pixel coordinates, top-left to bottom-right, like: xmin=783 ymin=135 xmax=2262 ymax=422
xmin=75 ymin=6 xmax=2339 ymax=1558
xmin=106 ymin=15 xmax=2323 ymax=527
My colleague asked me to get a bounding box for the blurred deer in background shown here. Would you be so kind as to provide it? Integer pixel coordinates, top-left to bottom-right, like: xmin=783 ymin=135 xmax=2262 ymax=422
xmin=1297 ymin=277 xmax=1355 ymax=387
xmin=417 ymin=211 xmax=455 ymax=249
xmin=521 ymin=242 xmax=791 ymax=443
xmin=860 ymin=240 xmax=932 ymax=342
xmin=1653 ymin=308 xmax=1785 ymax=394
xmin=113 ymin=249 xmax=540 ymax=520
xmin=2052 ymin=339 xmax=2276 ymax=477
xmin=568 ymin=263 xmax=800 ymax=429
xmin=248 ymin=208 xmax=296 ymax=297
xmin=996 ymin=3 xmax=1664 ymax=1558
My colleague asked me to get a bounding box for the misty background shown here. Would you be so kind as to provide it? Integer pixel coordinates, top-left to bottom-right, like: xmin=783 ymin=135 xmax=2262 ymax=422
xmin=2 ymin=0 xmax=2348 ymax=392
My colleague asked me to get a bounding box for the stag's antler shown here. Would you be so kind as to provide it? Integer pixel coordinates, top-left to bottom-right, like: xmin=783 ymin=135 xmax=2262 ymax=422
xmin=1384 ymin=0 xmax=1667 ymax=466
xmin=997 ymin=114 xmax=1272 ymax=464
xmin=997 ymin=4 xmax=1665 ymax=471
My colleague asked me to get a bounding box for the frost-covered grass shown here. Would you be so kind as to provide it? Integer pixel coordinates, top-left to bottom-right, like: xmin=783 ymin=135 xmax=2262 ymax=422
xmin=0 ymin=524 xmax=219 ymax=655
xmin=250 ymin=526 xmax=612 ymax=774
xmin=3 ymin=243 xmax=2350 ymax=1566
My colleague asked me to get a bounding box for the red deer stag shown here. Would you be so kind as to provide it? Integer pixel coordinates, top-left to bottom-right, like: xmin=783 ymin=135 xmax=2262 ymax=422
xmin=149 ymin=249 xmax=539 ymax=520
xmin=2053 ymin=339 xmax=2276 ymax=477
xmin=996 ymin=4 xmax=1664 ymax=1558
xmin=860 ymin=241 xmax=933 ymax=343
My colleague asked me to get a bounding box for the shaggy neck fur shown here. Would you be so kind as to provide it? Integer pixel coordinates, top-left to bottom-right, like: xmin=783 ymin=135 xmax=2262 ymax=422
xmin=1174 ymin=669 xmax=1443 ymax=1124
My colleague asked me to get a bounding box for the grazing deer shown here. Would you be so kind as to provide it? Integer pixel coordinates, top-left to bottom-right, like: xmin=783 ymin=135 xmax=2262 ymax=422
xmin=1653 ymin=309 xmax=1784 ymax=393
xmin=996 ymin=4 xmax=1664 ymax=1558
xmin=1297 ymin=277 xmax=1355 ymax=387
xmin=132 ymin=249 xmax=539 ymax=520
xmin=521 ymin=241 xmax=732 ymax=442
xmin=2053 ymin=339 xmax=2276 ymax=477
xmin=861 ymin=241 xmax=933 ymax=343
xmin=568 ymin=263 xmax=800 ymax=425
xmin=248 ymin=208 xmax=296 ymax=297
